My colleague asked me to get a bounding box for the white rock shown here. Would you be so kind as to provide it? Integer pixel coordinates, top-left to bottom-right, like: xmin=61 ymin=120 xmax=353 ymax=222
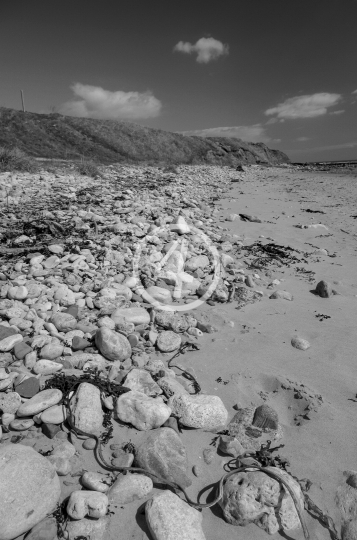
xmin=70 ymin=382 xmax=104 ymax=434
xmin=33 ymin=359 xmax=63 ymax=375
xmin=0 ymin=444 xmax=61 ymax=540
xmin=65 ymin=517 xmax=110 ymax=540
xmin=116 ymin=390 xmax=171 ymax=431
xmin=111 ymin=307 xmax=150 ymax=326
xmin=146 ymin=490 xmax=206 ymax=540
xmin=40 ymin=404 xmax=67 ymax=424
xmin=17 ymin=388 xmax=63 ymax=417
xmin=82 ymin=471 xmax=111 ymax=493
xmin=169 ymin=394 xmax=228 ymax=431
xmin=0 ymin=333 xmax=23 ymax=352
xmin=67 ymin=490 xmax=109 ymax=520
xmin=170 ymin=216 xmax=190 ymax=235
xmin=108 ymin=473 xmax=153 ymax=504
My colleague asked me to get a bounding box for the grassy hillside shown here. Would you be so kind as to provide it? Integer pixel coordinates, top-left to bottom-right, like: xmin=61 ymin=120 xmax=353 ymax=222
xmin=0 ymin=107 xmax=289 ymax=166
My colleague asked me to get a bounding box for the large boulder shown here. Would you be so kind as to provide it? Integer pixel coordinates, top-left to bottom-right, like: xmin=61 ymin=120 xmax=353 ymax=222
xmin=95 ymin=327 xmax=131 ymax=361
xmin=70 ymin=382 xmax=103 ymax=434
xmin=0 ymin=444 xmax=61 ymax=540
xmin=135 ymin=427 xmax=191 ymax=488
xmin=146 ymin=490 xmax=206 ymax=540
xmin=219 ymin=468 xmax=303 ymax=535
xmin=168 ymin=394 xmax=228 ymax=431
xmin=116 ymin=391 xmax=171 ymax=431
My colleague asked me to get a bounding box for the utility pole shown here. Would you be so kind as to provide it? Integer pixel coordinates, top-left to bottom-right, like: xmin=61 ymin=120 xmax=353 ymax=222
xmin=20 ymin=90 xmax=25 ymax=112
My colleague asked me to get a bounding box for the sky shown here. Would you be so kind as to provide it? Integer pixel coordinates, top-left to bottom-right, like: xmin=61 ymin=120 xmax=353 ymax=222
xmin=1 ymin=0 xmax=356 ymax=162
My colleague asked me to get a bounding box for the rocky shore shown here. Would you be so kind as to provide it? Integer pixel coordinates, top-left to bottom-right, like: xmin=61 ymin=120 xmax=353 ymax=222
xmin=0 ymin=163 xmax=356 ymax=540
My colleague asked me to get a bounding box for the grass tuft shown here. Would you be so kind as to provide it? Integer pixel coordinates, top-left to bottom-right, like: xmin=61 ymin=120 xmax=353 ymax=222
xmin=76 ymin=160 xmax=101 ymax=178
xmin=0 ymin=146 xmax=39 ymax=173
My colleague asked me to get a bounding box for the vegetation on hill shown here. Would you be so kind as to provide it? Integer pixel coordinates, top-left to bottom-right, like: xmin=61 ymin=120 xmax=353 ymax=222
xmin=0 ymin=107 xmax=290 ymax=166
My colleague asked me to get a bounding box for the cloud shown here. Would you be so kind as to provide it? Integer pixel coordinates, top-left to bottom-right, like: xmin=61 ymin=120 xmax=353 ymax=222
xmin=58 ymin=83 xmax=162 ymax=120
xmin=329 ymin=109 xmax=345 ymax=115
xmin=173 ymin=37 xmax=229 ymax=63
xmin=288 ymin=141 xmax=357 ymax=154
xmin=181 ymin=124 xmax=270 ymax=143
xmin=265 ymin=93 xmax=342 ymax=119
xmin=297 ymin=137 xmax=310 ymax=141
xmin=352 ymin=90 xmax=357 ymax=94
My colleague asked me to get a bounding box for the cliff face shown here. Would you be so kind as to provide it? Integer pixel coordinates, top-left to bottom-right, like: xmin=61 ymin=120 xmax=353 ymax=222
xmin=0 ymin=107 xmax=290 ymax=165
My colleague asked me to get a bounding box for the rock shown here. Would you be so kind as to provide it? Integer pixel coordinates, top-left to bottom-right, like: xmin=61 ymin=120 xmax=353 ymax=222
xmin=169 ymin=394 xmax=228 ymax=431
xmin=146 ymin=490 xmax=205 ymax=540
xmin=124 ymin=369 xmax=162 ymax=396
xmin=95 ymin=327 xmax=131 ymax=361
xmin=13 ymin=341 xmax=33 ymax=360
xmin=269 ymin=290 xmax=293 ymax=301
xmin=135 ymin=427 xmax=191 ymax=488
xmin=10 ymin=418 xmax=35 ymax=430
xmin=342 ymin=520 xmax=357 ymax=540
xmin=111 ymin=450 xmax=134 ymax=468
xmin=111 ymin=307 xmax=150 ymax=325
xmin=219 ymin=468 xmax=303 ymax=534
xmin=52 ymin=441 xmax=76 ymax=459
xmin=46 ymin=455 xmax=72 ymax=475
xmin=0 ymin=391 xmax=21 ymax=414
xmin=0 ymin=333 xmax=23 ymax=352
xmin=315 ymin=280 xmax=332 ymax=298
xmin=40 ymin=342 xmax=64 ymax=360
xmin=33 ymin=360 xmax=63 ymax=375
xmin=203 ymin=447 xmax=215 ymax=464
xmin=82 ymin=471 xmax=111 ymax=492
xmin=70 ymin=382 xmax=104 ymax=434
xmin=83 ymin=438 xmax=97 ymax=450
xmin=67 ymin=490 xmax=109 ymax=520
xmin=0 ymin=325 xmax=17 ymax=341
xmin=0 ymin=444 xmax=60 ymax=540
xmin=108 ymin=473 xmax=153 ymax=504
xmin=156 ymin=331 xmax=181 ymax=352
xmin=72 ymin=336 xmax=91 ymax=350
xmin=252 ymin=404 xmax=279 ymax=430
xmin=157 ymin=376 xmax=188 ymax=398
xmin=17 ymin=388 xmax=62 ymax=417
xmin=42 ymin=423 xmax=61 ymax=439
xmin=219 ymin=435 xmax=245 ymax=457
xmin=40 ymin=404 xmax=67 ymax=424
xmin=171 ymin=216 xmax=190 ymax=235
xmin=24 ymin=517 xmax=57 ymax=540
xmin=185 ymin=254 xmax=210 ymax=272
xmin=65 ymin=517 xmax=110 ymax=540
xmin=291 ymin=336 xmax=311 ymax=350
xmin=50 ymin=312 xmax=77 ymax=332
xmin=145 ymin=286 xmax=173 ymax=305
xmin=116 ymin=390 xmax=171 ymax=430
xmin=15 ymin=376 xmax=40 ymax=398
xmin=8 ymin=285 xmax=28 ymax=300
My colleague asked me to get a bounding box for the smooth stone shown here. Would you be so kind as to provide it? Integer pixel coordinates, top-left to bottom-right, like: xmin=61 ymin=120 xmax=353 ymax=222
xmin=10 ymin=418 xmax=35 ymax=430
xmin=17 ymin=388 xmax=63 ymax=417
xmin=342 ymin=520 xmax=357 ymax=540
xmin=82 ymin=471 xmax=110 ymax=492
xmin=70 ymin=382 xmax=104 ymax=434
xmin=67 ymin=490 xmax=109 ymax=520
xmin=135 ymin=427 xmax=191 ymax=488
xmin=25 ymin=517 xmax=58 ymax=540
xmin=145 ymin=286 xmax=172 ymax=305
xmin=156 ymin=331 xmax=181 ymax=352
xmin=72 ymin=336 xmax=91 ymax=350
xmin=95 ymin=327 xmax=131 ymax=362
xmin=50 ymin=312 xmax=77 ymax=332
xmin=15 ymin=376 xmax=40 ymax=398
xmin=269 ymin=290 xmax=293 ymax=301
xmin=83 ymin=437 xmax=97 ymax=450
xmin=108 ymin=283 xmax=132 ymax=300
xmin=170 ymin=216 xmax=190 ymax=235
xmin=315 ymin=280 xmax=332 ymax=298
xmin=65 ymin=517 xmax=110 ymax=540
xmin=219 ymin=468 xmax=303 ymax=534
xmin=219 ymin=435 xmax=245 ymax=457
xmin=111 ymin=307 xmax=150 ymax=326
xmin=157 ymin=376 xmax=189 ymax=398
xmin=116 ymin=390 xmax=171 ymax=431
xmin=185 ymin=255 xmax=210 ymax=272
xmin=40 ymin=404 xmax=67 ymax=424
xmin=169 ymin=394 xmax=228 ymax=431
xmin=291 ymin=336 xmax=311 ymax=350
xmin=40 ymin=342 xmax=64 ymax=360
xmin=52 ymin=441 xmax=76 ymax=459
xmin=146 ymin=490 xmax=205 ymax=540
xmin=0 ymin=325 xmax=17 ymax=340
xmin=42 ymin=423 xmax=61 ymax=439
xmin=14 ymin=341 xmax=33 ymax=360
xmin=48 ymin=244 xmax=64 ymax=254
xmin=0 ymin=444 xmax=61 ymax=540
xmin=112 ymin=452 xmax=134 ymax=468
xmin=33 ymin=360 xmax=63 ymax=375
xmin=0 ymin=392 xmax=21 ymax=414
xmin=8 ymin=285 xmax=28 ymax=300
xmin=108 ymin=473 xmax=153 ymax=504
xmin=43 ymin=256 xmax=60 ymax=269
xmin=64 ymin=305 xmax=79 ymax=318
xmin=124 ymin=369 xmax=162 ymax=396
xmin=0 ymin=333 xmax=23 ymax=352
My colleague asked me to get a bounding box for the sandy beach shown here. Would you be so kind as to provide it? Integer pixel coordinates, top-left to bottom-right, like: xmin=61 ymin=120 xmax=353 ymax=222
xmin=1 ymin=163 xmax=357 ymax=540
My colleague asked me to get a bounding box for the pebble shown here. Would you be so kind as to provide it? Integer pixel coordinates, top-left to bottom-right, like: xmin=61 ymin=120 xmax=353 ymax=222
xmin=124 ymin=368 xmax=162 ymax=396
xmin=83 ymin=437 xmax=97 ymax=450
xmin=0 ymin=391 xmax=21 ymax=414
xmin=108 ymin=473 xmax=153 ymax=504
xmin=269 ymin=290 xmax=293 ymax=301
xmin=116 ymin=390 xmax=171 ymax=430
xmin=33 ymin=359 xmax=63 ymax=375
xmin=315 ymin=280 xmax=333 ymax=298
xmin=15 ymin=376 xmax=40 ymax=397
xmin=65 ymin=517 xmax=110 ymax=540
xmin=169 ymin=394 xmax=228 ymax=431
xmin=70 ymin=382 xmax=104 ymax=434
xmin=82 ymin=471 xmax=111 ymax=492
xmin=17 ymin=388 xmax=63 ymax=417
xmin=40 ymin=404 xmax=67 ymax=424
xmin=95 ymin=327 xmax=132 ymax=361
xmin=156 ymin=331 xmax=181 ymax=352
xmin=10 ymin=418 xmax=35 ymax=430
xmin=0 ymin=333 xmax=23 ymax=352
xmin=25 ymin=517 xmax=58 ymax=540
xmin=291 ymin=336 xmax=311 ymax=350
xmin=67 ymin=490 xmax=109 ymax=519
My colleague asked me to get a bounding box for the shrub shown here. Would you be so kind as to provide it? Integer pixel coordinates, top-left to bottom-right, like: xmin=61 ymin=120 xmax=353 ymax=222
xmin=0 ymin=146 xmax=39 ymax=173
xmin=76 ymin=160 xmax=101 ymax=178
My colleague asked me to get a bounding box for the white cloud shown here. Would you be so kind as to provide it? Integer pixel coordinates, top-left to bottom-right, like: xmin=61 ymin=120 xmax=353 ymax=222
xmin=173 ymin=37 xmax=229 ymax=63
xmin=329 ymin=109 xmax=345 ymax=115
xmin=352 ymin=90 xmax=357 ymax=94
xmin=181 ymin=124 xmax=270 ymax=143
xmin=58 ymin=83 xmax=162 ymax=120
xmin=265 ymin=93 xmax=342 ymax=119
xmin=297 ymin=137 xmax=310 ymax=141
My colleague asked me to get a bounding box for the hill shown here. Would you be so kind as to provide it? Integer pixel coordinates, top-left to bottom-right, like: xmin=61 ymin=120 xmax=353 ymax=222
xmin=0 ymin=107 xmax=289 ymax=166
